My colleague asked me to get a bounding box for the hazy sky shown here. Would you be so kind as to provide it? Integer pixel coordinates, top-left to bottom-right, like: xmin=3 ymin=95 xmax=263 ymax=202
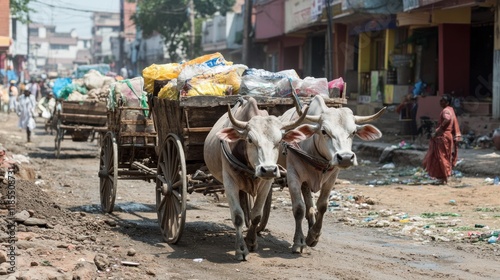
xmin=29 ymin=0 xmax=120 ymax=38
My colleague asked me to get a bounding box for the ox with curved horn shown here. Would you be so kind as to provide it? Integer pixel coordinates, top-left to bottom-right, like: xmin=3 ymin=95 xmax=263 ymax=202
xmin=204 ymin=97 xmax=317 ymax=261
xmin=276 ymin=95 xmax=386 ymax=254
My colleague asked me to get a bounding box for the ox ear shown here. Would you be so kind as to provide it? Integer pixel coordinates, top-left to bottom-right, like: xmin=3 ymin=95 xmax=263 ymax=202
xmin=282 ymin=124 xmax=318 ymax=144
xmin=356 ymin=124 xmax=382 ymax=141
xmin=217 ymin=127 xmax=244 ymax=142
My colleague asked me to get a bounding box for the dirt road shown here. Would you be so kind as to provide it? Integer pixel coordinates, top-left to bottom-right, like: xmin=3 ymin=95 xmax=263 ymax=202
xmin=1 ymin=114 xmax=499 ymax=280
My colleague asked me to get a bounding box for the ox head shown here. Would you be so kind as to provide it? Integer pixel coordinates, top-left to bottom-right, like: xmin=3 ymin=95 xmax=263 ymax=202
xmin=300 ymin=96 xmax=385 ymax=169
xmin=217 ymin=105 xmax=316 ymax=179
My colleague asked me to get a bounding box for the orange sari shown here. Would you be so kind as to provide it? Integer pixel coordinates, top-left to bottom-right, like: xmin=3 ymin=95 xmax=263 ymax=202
xmin=422 ymin=106 xmax=461 ymax=183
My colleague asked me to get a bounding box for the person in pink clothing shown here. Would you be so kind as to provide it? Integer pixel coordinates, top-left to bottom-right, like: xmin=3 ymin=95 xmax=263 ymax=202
xmin=422 ymin=94 xmax=462 ymax=184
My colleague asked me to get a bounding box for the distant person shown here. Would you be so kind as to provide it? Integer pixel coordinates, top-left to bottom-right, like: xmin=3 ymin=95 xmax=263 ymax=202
xmin=120 ymin=66 xmax=128 ymax=79
xmin=8 ymin=80 xmax=19 ymax=114
xmin=28 ymin=78 xmax=41 ymax=101
xmin=396 ymin=93 xmax=418 ymax=139
xmin=37 ymin=92 xmax=56 ymax=134
xmin=37 ymin=92 xmax=56 ymax=118
xmin=16 ymin=86 xmax=37 ymax=142
xmin=422 ymin=94 xmax=462 ymax=185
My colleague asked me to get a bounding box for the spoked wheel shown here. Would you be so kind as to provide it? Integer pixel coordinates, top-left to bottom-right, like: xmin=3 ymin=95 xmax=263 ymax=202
xmin=239 ymin=187 xmax=272 ymax=233
xmin=156 ymin=133 xmax=187 ymax=244
xmin=98 ymin=132 xmax=118 ymax=213
xmin=54 ymin=120 xmax=63 ymax=158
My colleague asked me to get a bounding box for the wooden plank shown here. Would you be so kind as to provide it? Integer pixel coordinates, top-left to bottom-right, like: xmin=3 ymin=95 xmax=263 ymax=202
xmin=119 ymin=132 xmax=157 ymax=137
xmin=182 ymin=127 xmax=212 ymax=133
xmin=59 ymin=125 xmax=106 ymax=130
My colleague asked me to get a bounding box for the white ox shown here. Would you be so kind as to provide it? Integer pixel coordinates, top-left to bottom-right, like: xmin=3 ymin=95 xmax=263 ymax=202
xmin=278 ymin=95 xmax=385 ymax=253
xmin=204 ymin=97 xmax=315 ymax=261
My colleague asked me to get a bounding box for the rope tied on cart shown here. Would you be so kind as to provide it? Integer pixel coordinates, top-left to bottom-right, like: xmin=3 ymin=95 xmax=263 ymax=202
xmin=282 ymin=142 xmax=334 ymax=173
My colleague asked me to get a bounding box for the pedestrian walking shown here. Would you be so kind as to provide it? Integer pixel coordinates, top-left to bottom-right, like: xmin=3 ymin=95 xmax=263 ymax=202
xmin=8 ymin=80 xmax=19 ymax=114
xmin=422 ymin=94 xmax=462 ymax=185
xmin=16 ymin=86 xmax=37 ymax=142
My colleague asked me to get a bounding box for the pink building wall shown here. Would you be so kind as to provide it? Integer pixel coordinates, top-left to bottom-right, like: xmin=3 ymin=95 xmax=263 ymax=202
xmin=255 ymin=0 xmax=285 ymax=40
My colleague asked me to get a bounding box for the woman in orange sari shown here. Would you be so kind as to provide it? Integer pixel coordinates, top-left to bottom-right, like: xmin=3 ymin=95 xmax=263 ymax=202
xmin=423 ymin=94 xmax=461 ymax=185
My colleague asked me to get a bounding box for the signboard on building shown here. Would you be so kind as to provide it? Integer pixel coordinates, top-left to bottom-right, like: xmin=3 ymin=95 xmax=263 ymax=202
xmin=285 ymin=0 xmax=315 ymax=33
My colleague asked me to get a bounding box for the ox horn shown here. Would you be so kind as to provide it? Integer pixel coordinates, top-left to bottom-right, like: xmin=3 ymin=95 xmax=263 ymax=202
xmin=282 ymin=105 xmax=310 ymax=131
xmin=227 ymin=104 xmax=247 ymax=129
xmin=291 ymin=87 xmax=303 ymax=115
xmin=354 ymin=107 xmax=387 ymax=124
xmin=305 ymin=114 xmax=321 ymax=123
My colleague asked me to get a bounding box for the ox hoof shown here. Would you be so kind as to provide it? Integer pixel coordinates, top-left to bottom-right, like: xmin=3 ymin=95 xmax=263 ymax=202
xmin=291 ymin=244 xmax=305 ymax=254
xmin=235 ymin=245 xmax=250 ymax=261
xmin=244 ymin=237 xmax=258 ymax=252
xmin=306 ymin=232 xmax=319 ymax=247
xmin=235 ymin=252 xmax=249 ymax=261
xmin=306 ymin=234 xmax=319 ymax=247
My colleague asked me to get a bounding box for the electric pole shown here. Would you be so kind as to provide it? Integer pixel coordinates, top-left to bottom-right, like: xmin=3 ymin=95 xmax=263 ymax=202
xmin=242 ymin=0 xmax=252 ymax=66
xmin=119 ymin=0 xmax=125 ymax=71
xmin=189 ymin=0 xmax=195 ymax=58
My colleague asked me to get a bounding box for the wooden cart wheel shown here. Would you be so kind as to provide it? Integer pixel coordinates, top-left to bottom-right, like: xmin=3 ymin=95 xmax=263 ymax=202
xmin=239 ymin=187 xmax=272 ymax=233
xmin=98 ymin=132 xmax=118 ymax=213
xmin=54 ymin=119 xmax=63 ymax=158
xmin=156 ymin=133 xmax=187 ymax=244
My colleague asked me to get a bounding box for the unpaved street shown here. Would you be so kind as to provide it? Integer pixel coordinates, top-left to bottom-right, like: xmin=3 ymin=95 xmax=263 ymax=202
xmin=1 ymin=114 xmax=500 ymax=280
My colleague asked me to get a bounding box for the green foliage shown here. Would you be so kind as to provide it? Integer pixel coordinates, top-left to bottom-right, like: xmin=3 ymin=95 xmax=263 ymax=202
xmin=133 ymin=0 xmax=236 ymax=61
xmin=10 ymin=0 xmax=33 ymax=23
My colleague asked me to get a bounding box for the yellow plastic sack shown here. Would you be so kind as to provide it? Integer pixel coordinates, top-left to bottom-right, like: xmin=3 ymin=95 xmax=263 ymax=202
xmin=190 ymin=69 xmax=242 ymax=94
xmin=158 ymin=82 xmax=179 ymax=100
xmin=142 ymin=63 xmax=182 ymax=94
xmin=185 ymin=81 xmax=232 ymax=97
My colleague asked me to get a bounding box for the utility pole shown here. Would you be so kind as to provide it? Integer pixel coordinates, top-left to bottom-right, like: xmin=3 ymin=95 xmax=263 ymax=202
xmin=325 ymin=0 xmax=333 ymax=80
xmin=242 ymin=0 xmax=252 ymax=66
xmin=189 ymin=0 xmax=195 ymax=58
xmin=119 ymin=0 xmax=125 ymax=71
xmin=27 ymin=12 xmax=30 ymax=79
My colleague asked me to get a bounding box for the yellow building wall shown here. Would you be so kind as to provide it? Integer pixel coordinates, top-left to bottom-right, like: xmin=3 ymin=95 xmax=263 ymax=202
xmin=397 ymin=7 xmax=471 ymax=26
xmin=432 ymin=7 xmax=471 ymax=24
xmin=358 ymin=33 xmax=371 ymax=95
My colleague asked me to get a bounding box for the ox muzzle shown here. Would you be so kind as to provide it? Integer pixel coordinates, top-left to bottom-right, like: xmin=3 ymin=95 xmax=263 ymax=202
xmin=334 ymin=152 xmax=357 ymax=168
xmin=255 ymin=164 xmax=280 ymax=179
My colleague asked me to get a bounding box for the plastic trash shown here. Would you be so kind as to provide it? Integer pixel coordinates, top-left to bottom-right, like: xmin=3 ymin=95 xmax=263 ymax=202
xmin=494 ymin=176 xmax=500 ymax=185
xmin=485 ymin=177 xmax=495 ymax=185
xmin=381 ymin=163 xmax=395 ymax=169
xmin=488 ymin=236 xmax=498 ymax=244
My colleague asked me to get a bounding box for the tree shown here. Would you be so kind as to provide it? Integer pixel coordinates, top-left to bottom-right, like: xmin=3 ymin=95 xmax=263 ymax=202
xmin=133 ymin=0 xmax=235 ymax=62
xmin=10 ymin=0 xmax=33 ymax=24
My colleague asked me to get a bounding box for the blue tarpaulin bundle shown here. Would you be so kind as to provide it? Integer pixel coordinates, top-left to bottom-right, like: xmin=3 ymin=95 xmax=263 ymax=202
xmin=52 ymin=78 xmax=72 ymax=98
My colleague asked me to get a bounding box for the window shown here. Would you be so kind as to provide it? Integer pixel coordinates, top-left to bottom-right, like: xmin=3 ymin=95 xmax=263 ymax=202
xmin=50 ymin=44 xmax=69 ymax=50
xmin=28 ymin=27 xmax=39 ymax=37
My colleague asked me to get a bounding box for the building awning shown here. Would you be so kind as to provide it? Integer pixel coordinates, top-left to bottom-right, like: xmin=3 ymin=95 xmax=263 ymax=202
xmin=0 ymin=36 xmax=11 ymax=50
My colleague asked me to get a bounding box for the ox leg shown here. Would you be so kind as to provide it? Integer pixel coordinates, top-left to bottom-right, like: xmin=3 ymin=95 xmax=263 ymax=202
xmin=288 ymin=174 xmax=306 ymax=253
xmin=306 ymin=180 xmax=336 ymax=247
xmin=244 ymin=183 xmax=271 ymax=252
xmin=224 ymin=178 xmax=250 ymax=261
xmin=301 ymin=183 xmax=316 ymax=229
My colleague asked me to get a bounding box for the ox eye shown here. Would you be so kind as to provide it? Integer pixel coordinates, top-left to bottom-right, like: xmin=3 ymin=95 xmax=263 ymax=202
xmin=321 ymin=130 xmax=328 ymax=136
xmin=247 ymin=138 xmax=253 ymax=144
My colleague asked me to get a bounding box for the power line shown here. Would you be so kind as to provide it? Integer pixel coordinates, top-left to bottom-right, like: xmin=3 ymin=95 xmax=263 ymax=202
xmin=31 ymin=0 xmax=115 ymax=13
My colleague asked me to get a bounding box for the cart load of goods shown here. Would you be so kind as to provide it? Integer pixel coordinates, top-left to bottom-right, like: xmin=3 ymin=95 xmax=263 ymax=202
xmin=108 ymin=76 xmax=155 ymax=145
xmin=142 ymin=52 xmax=345 ymax=100
xmin=52 ymin=70 xmax=116 ymax=103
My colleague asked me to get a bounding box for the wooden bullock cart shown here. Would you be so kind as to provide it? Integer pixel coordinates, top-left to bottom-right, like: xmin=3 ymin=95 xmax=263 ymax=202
xmin=98 ymin=86 xmax=347 ymax=244
xmin=53 ymin=100 xmax=108 ymax=158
